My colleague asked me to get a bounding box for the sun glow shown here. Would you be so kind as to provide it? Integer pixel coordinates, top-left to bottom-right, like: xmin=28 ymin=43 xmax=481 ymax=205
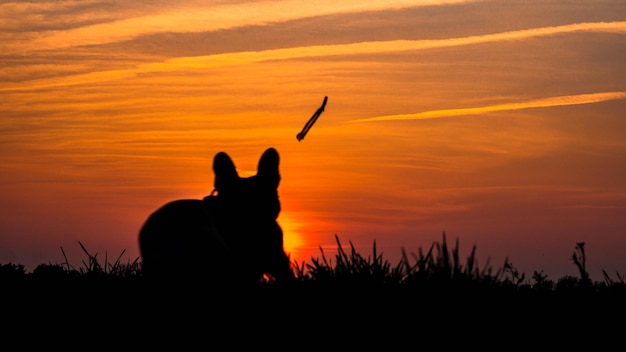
xmin=277 ymin=212 xmax=305 ymax=263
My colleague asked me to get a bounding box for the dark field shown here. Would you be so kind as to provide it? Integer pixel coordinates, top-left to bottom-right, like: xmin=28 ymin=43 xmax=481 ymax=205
xmin=2 ymin=234 xmax=624 ymax=345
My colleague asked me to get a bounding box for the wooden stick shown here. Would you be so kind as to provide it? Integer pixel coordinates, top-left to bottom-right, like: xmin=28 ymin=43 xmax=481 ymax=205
xmin=297 ymin=96 xmax=328 ymax=142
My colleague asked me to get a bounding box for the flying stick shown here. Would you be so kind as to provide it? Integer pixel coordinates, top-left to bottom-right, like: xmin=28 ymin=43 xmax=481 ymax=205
xmin=297 ymin=96 xmax=328 ymax=142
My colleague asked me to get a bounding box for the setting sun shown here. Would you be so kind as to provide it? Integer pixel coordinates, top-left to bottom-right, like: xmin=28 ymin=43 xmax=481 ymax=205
xmin=276 ymin=212 xmax=306 ymax=262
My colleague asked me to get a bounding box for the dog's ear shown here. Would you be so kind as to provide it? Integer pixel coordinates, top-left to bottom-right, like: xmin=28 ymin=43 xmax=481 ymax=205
xmin=257 ymin=148 xmax=280 ymax=188
xmin=213 ymin=151 xmax=238 ymax=189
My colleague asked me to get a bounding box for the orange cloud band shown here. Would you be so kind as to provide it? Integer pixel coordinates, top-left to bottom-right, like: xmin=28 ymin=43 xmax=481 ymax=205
xmin=3 ymin=21 xmax=625 ymax=92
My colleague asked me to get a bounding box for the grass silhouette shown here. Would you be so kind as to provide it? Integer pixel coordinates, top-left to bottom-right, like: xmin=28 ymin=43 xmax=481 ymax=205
xmin=1 ymin=233 xmax=624 ymax=343
xmin=1 ymin=232 xmax=623 ymax=295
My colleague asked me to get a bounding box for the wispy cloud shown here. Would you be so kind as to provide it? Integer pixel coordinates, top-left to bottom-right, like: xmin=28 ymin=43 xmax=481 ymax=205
xmin=1 ymin=0 xmax=480 ymax=53
xmin=349 ymin=92 xmax=626 ymax=123
xmin=3 ymin=21 xmax=625 ymax=92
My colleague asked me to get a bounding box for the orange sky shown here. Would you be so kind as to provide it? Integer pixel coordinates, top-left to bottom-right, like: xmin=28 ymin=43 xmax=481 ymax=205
xmin=1 ymin=0 xmax=626 ymax=281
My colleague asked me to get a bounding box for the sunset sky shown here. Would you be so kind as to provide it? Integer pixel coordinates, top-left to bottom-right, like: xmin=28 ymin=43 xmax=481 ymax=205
xmin=1 ymin=0 xmax=625 ymax=281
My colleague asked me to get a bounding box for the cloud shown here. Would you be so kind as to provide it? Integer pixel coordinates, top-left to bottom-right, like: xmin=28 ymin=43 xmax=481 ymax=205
xmin=3 ymin=20 xmax=625 ymax=92
xmin=1 ymin=0 xmax=480 ymax=53
xmin=348 ymin=92 xmax=626 ymax=123
xmin=0 ymin=0 xmax=134 ymax=31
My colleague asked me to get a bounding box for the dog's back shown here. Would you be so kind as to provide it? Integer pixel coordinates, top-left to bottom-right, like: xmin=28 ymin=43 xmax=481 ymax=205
xmin=138 ymin=148 xmax=294 ymax=283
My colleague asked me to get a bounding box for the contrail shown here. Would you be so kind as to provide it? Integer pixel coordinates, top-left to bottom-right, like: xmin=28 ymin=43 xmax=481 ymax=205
xmin=349 ymin=92 xmax=626 ymax=123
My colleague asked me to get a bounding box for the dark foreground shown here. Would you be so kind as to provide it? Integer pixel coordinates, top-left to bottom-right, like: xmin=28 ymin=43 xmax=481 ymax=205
xmin=2 ymin=269 xmax=624 ymax=350
xmin=1 ymin=235 xmax=624 ymax=347
xmin=2 ymin=275 xmax=624 ymax=346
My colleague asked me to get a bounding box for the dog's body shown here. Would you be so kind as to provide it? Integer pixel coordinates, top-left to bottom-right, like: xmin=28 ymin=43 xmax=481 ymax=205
xmin=138 ymin=148 xmax=294 ymax=283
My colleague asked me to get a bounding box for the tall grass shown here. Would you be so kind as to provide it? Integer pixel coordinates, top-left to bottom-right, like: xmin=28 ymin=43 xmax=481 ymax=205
xmin=294 ymin=233 xmax=626 ymax=292
xmin=1 ymin=233 xmax=624 ymax=294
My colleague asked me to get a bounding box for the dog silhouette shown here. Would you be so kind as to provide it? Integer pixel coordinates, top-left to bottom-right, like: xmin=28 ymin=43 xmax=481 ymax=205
xmin=138 ymin=147 xmax=294 ymax=284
